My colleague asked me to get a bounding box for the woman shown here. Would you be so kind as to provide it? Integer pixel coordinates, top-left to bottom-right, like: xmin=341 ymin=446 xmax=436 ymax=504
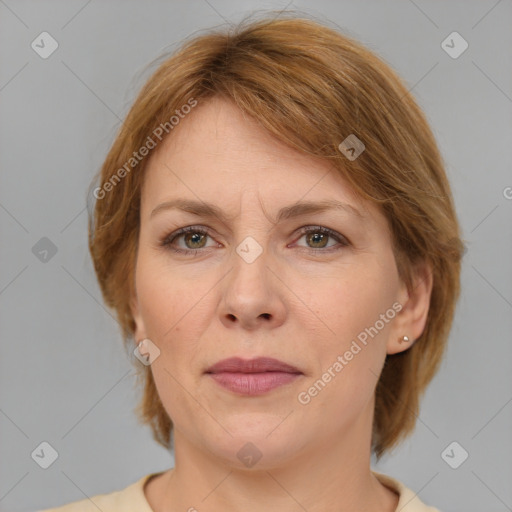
xmin=42 ymin=13 xmax=463 ymax=512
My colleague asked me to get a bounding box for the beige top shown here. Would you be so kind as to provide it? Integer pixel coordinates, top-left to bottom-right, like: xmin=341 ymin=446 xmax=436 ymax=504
xmin=38 ymin=471 xmax=441 ymax=512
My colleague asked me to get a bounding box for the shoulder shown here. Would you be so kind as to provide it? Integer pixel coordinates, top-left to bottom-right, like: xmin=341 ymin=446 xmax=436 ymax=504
xmin=37 ymin=473 xmax=158 ymax=512
xmin=38 ymin=470 xmax=440 ymax=512
xmin=373 ymin=471 xmax=442 ymax=512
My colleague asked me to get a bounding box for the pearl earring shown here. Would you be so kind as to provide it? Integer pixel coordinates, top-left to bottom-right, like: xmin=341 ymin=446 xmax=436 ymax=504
xmin=399 ymin=335 xmax=410 ymax=344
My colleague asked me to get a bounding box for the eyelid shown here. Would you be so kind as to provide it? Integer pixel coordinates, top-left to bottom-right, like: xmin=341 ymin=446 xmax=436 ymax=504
xmin=161 ymin=224 xmax=350 ymax=253
xmin=161 ymin=225 xmax=214 ymax=248
xmin=294 ymin=225 xmax=352 ymax=254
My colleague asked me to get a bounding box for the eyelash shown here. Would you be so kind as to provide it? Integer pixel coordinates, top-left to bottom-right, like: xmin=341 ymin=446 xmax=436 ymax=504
xmin=160 ymin=225 xmax=350 ymax=255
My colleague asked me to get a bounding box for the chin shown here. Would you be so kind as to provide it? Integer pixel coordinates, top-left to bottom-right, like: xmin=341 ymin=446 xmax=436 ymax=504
xmin=198 ymin=418 xmax=302 ymax=470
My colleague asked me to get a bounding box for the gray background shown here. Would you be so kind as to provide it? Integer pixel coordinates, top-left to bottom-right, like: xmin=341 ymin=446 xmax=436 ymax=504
xmin=1 ymin=1 xmax=511 ymax=511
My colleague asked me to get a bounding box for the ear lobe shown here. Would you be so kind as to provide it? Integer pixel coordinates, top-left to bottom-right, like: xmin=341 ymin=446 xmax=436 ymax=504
xmin=130 ymin=291 xmax=147 ymax=342
xmin=387 ymin=334 xmax=414 ymax=355
xmin=386 ymin=261 xmax=433 ymax=355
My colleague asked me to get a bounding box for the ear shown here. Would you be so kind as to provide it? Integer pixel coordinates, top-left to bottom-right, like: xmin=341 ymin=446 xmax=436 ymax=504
xmin=386 ymin=260 xmax=433 ymax=355
xmin=130 ymin=289 xmax=148 ymax=344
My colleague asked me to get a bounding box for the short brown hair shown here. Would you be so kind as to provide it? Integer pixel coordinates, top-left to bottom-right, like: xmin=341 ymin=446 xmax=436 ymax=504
xmin=88 ymin=12 xmax=464 ymax=457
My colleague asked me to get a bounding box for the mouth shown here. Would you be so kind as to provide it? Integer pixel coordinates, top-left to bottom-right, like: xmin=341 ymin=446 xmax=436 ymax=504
xmin=205 ymin=357 xmax=303 ymax=396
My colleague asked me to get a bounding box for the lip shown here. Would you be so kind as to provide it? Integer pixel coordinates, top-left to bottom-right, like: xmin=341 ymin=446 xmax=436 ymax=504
xmin=205 ymin=357 xmax=303 ymax=396
xmin=206 ymin=356 xmax=302 ymax=374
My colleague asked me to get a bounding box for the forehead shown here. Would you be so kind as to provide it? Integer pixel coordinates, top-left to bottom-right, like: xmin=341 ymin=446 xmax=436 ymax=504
xmin=141 ymin=96 xmax=376 ymax=222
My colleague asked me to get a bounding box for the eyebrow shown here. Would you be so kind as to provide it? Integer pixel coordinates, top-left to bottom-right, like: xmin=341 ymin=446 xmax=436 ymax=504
xmin=149 ymin=198 xmax=365 ymax=224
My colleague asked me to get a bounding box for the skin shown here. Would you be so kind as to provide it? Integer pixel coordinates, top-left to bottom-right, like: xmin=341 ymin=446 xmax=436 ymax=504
xmin=130 ymin=96 xmax=433 ymax=512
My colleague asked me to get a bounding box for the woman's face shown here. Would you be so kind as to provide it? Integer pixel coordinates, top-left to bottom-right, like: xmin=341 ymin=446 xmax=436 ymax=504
xmin=131 ymin=96 xmax=421 ymax=468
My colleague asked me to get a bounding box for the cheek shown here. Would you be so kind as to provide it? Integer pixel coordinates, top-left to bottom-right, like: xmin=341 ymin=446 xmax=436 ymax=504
xmin=134 ymin=251 xmax=216 ymax=407
xmin=309 ymin=257 xmax=399 ymax=386
xmin=293 ymin=269 xmax=398 ymax=438
xmin=135 ymin=250 xmax=211 ymax=341
xmin=319 ymin=261 xmax=398 ymax=340
xmin=135 ymin=256 xmax=208 ymax=424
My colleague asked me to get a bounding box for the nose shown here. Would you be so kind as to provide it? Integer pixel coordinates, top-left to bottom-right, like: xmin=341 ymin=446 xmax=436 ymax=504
xmin=218 ymin=238 xmax=287 ymax=331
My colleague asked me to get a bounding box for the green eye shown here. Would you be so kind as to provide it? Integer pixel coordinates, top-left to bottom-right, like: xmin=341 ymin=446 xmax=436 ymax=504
xmin=161 ymin=225 xmax=349 ymax=255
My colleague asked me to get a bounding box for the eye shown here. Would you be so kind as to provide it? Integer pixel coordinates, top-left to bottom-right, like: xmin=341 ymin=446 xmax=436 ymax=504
xmin=294 ymin=226 xmax=349 ymax=252
xmin=160 ymin=225 xmax=350 ymax=255
xmin=161 ymin=226 xmax=217 ymax=254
